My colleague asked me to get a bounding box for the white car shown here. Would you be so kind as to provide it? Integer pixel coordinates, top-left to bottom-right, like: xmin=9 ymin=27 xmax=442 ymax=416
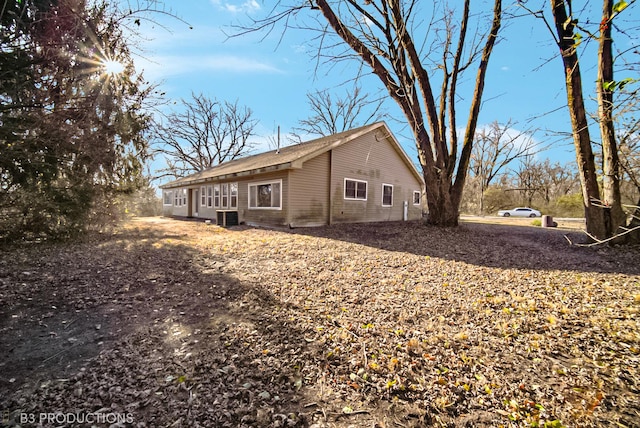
xmin=497 ymin=207 xmax=541 ymax=218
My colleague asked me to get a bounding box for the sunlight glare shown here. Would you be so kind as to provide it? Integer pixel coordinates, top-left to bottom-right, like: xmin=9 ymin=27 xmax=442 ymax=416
xmin=102 ymin=59 xmax=125 ymax=75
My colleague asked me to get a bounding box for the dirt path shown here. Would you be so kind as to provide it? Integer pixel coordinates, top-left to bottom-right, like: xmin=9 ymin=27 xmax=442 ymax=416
xmin=1 ymin=218 xmax=639 ymax=427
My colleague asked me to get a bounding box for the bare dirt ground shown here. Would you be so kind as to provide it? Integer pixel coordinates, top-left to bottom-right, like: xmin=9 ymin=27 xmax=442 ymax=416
xmin=1 ymin=217 xmax=639 ymax=427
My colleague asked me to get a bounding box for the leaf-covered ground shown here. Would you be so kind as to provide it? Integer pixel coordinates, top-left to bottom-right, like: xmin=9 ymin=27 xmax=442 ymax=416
xmin=1 ymin=217 xmax=639 ymax=427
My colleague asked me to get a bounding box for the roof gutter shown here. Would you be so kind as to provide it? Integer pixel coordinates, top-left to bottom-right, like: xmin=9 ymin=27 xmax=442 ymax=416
xmin=160 ymin=162 xmax=296 ymax=189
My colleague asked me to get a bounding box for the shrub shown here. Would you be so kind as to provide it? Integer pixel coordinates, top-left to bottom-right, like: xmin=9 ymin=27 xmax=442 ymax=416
xmin=554 ymin=193 xmax=584 ymax=218
xmin=483 ymin=187 xmax=515 ymax=215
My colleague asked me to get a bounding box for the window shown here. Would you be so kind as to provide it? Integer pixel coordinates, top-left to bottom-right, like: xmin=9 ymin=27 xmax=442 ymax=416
xmin=249 ymin=180 xmax=282 ymax=209
xmin=221 ymin=183 xmax=229 ymax=208
xmin=213 ymin=184 xmax=220 ymax=208
xmin=200 ymin=187 xmax=206 ymax=207
xmin=382 ymin=184 xmax=393 ymax=207
xmin=344 ymin=178 xmax=367 ymax=200
xmin=173 ymin=189 xmax=186 ymax=206
xmin=230 ymin=183 xmax=238 ymax=208
xmin=163 ymin=191 xmax=173 ymax=206
xmin=207 ymin=186 xmax=213 ymax=208
xmin=413 ymin=191 xmax=421 ymax=205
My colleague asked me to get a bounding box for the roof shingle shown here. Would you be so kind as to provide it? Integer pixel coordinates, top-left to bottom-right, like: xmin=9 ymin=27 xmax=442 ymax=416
xmin=160 ymin=122 xmax=421 ymax=188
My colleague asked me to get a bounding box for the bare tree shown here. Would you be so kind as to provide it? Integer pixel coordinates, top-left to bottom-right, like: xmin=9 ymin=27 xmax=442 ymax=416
xmin=619 ymin=117 xmax=640 ymax=200
xmin=538 ymin=160 xmax=580 ymax=204
xmin=152 ymin=93 xmax=257 ymax=179
xmin=617 ymin=87 xmax=640 ymax=239
xmin=549 ymin=0 xmax=608 ymax=238
xmin=519 ymin=0 xmax=636 ymax=239
xmin=614 ymin=75 xmax=640 ymax=200
xmin=597 ymin=0 xmax=630 ymax=233
xmin=513 ymin=156 xmax=580 ymax=211
xmin=470 ymin=120 xmax=539 ymax=214
xmin=514 ymin=154 xmax=544 ymax=208
xmin=291 ymin=86 xmax=386 ymax=141
xmin=237 ymin=0 xmax=502 ymax=226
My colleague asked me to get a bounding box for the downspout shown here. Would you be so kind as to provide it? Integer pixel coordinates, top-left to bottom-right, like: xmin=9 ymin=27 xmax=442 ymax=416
xmin=286 ymin=170 xmax=292 ymax=227
xmin=328 ymin=150 xmax=333 ymax=225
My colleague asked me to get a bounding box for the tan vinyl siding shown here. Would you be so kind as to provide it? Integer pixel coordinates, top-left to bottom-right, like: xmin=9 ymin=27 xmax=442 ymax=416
xmin=288 ymin=152 xmax=330 ymax=226
xmin=163 ymin=173 xmax=290 ymax=226
xmin=330 ymin=132 xmax=423 ymax=223
xmin=160 ymin=123 xmax=424 ymax=226
xmin=196 ymin=185 xmax=217 ymax=220
xmin=238 ymin=171 xmax=289 ymax=226
xmin=162 ymin=187 xmax=195 ymax=218
xmin=172 ymin=205 xmax=189 ymax=217
xmin=165 ymin=188 xmax=189 ymax=218
xmin=195 ymin=182 xmax=238 ymax=221
xmin=162 ymin=205 xmax=173 ymax=217
xmin=162 ymin=190 xmax=174 ymax=217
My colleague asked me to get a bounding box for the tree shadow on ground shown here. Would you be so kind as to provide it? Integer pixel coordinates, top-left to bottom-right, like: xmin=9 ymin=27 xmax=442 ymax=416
xmin=6 ymin=218 xmax=637 ymax=427
xmin=0 ymin=226 xmax=313 ymax=427
xmin=288 ymin=220 xmax=640 ymax=275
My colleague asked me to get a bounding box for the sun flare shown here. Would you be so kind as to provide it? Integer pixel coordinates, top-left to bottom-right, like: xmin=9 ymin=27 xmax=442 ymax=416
xmin=102 ymin=59 xmax=125 ymax=75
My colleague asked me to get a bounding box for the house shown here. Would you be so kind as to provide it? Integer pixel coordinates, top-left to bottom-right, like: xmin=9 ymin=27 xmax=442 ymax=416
xmin=160 ymin=122 xmax=425 ymax=227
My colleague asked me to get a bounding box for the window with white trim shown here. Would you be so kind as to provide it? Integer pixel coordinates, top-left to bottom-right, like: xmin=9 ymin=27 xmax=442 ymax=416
xmin=230 ymin=183 xmax=238 ymax=208
xmin=163 ymin=191 xmax=173 ymax=206
xmin=382 ymin=184 xmax=393 ymax=207
xmin=249 ymin=180 xmax=282 ymax=209
xmin=200 ymin=187 xmax=206 ymax=207
xmin=214 ymin=184 xmax=220 ymax=208
xmin=413 ymin=191 xmax=421 ymax=205
xmin=344 ymin=178 xmax=367 ymax=200
xmin=207 ymin=186 xmax=213 ymax=207
xmin=221 ymin=183 xmax=229 ymax=208
xmin=173 ymin=188 xmax=186 ymax=207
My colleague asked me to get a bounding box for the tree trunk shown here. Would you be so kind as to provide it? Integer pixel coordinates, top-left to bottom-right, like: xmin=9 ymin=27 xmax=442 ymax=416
xmin=598 ymin=0 xmax=626 ymax=233
xmin=312 ymin=0 xmax=501 ymax=228
xmin=424 ymin=175 xmax=460 ymax=226
xmin=411 ymin=126 xmax=460 ymax=226
xmin=550 ymin=0 xmax=608 ymax=240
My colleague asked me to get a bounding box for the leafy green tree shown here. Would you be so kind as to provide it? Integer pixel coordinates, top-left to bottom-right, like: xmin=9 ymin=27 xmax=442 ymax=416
xmin=1 ymin=0 xmax=153 ymax=240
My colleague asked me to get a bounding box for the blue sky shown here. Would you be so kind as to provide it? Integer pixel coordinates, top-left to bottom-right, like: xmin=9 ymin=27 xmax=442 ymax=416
xmin=123 ymin=0 xmax=603 ymax=182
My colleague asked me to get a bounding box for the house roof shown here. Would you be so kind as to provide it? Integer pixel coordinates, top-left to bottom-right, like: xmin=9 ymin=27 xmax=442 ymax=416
xmin=160 ymin=122 xmax=423 ymax=189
